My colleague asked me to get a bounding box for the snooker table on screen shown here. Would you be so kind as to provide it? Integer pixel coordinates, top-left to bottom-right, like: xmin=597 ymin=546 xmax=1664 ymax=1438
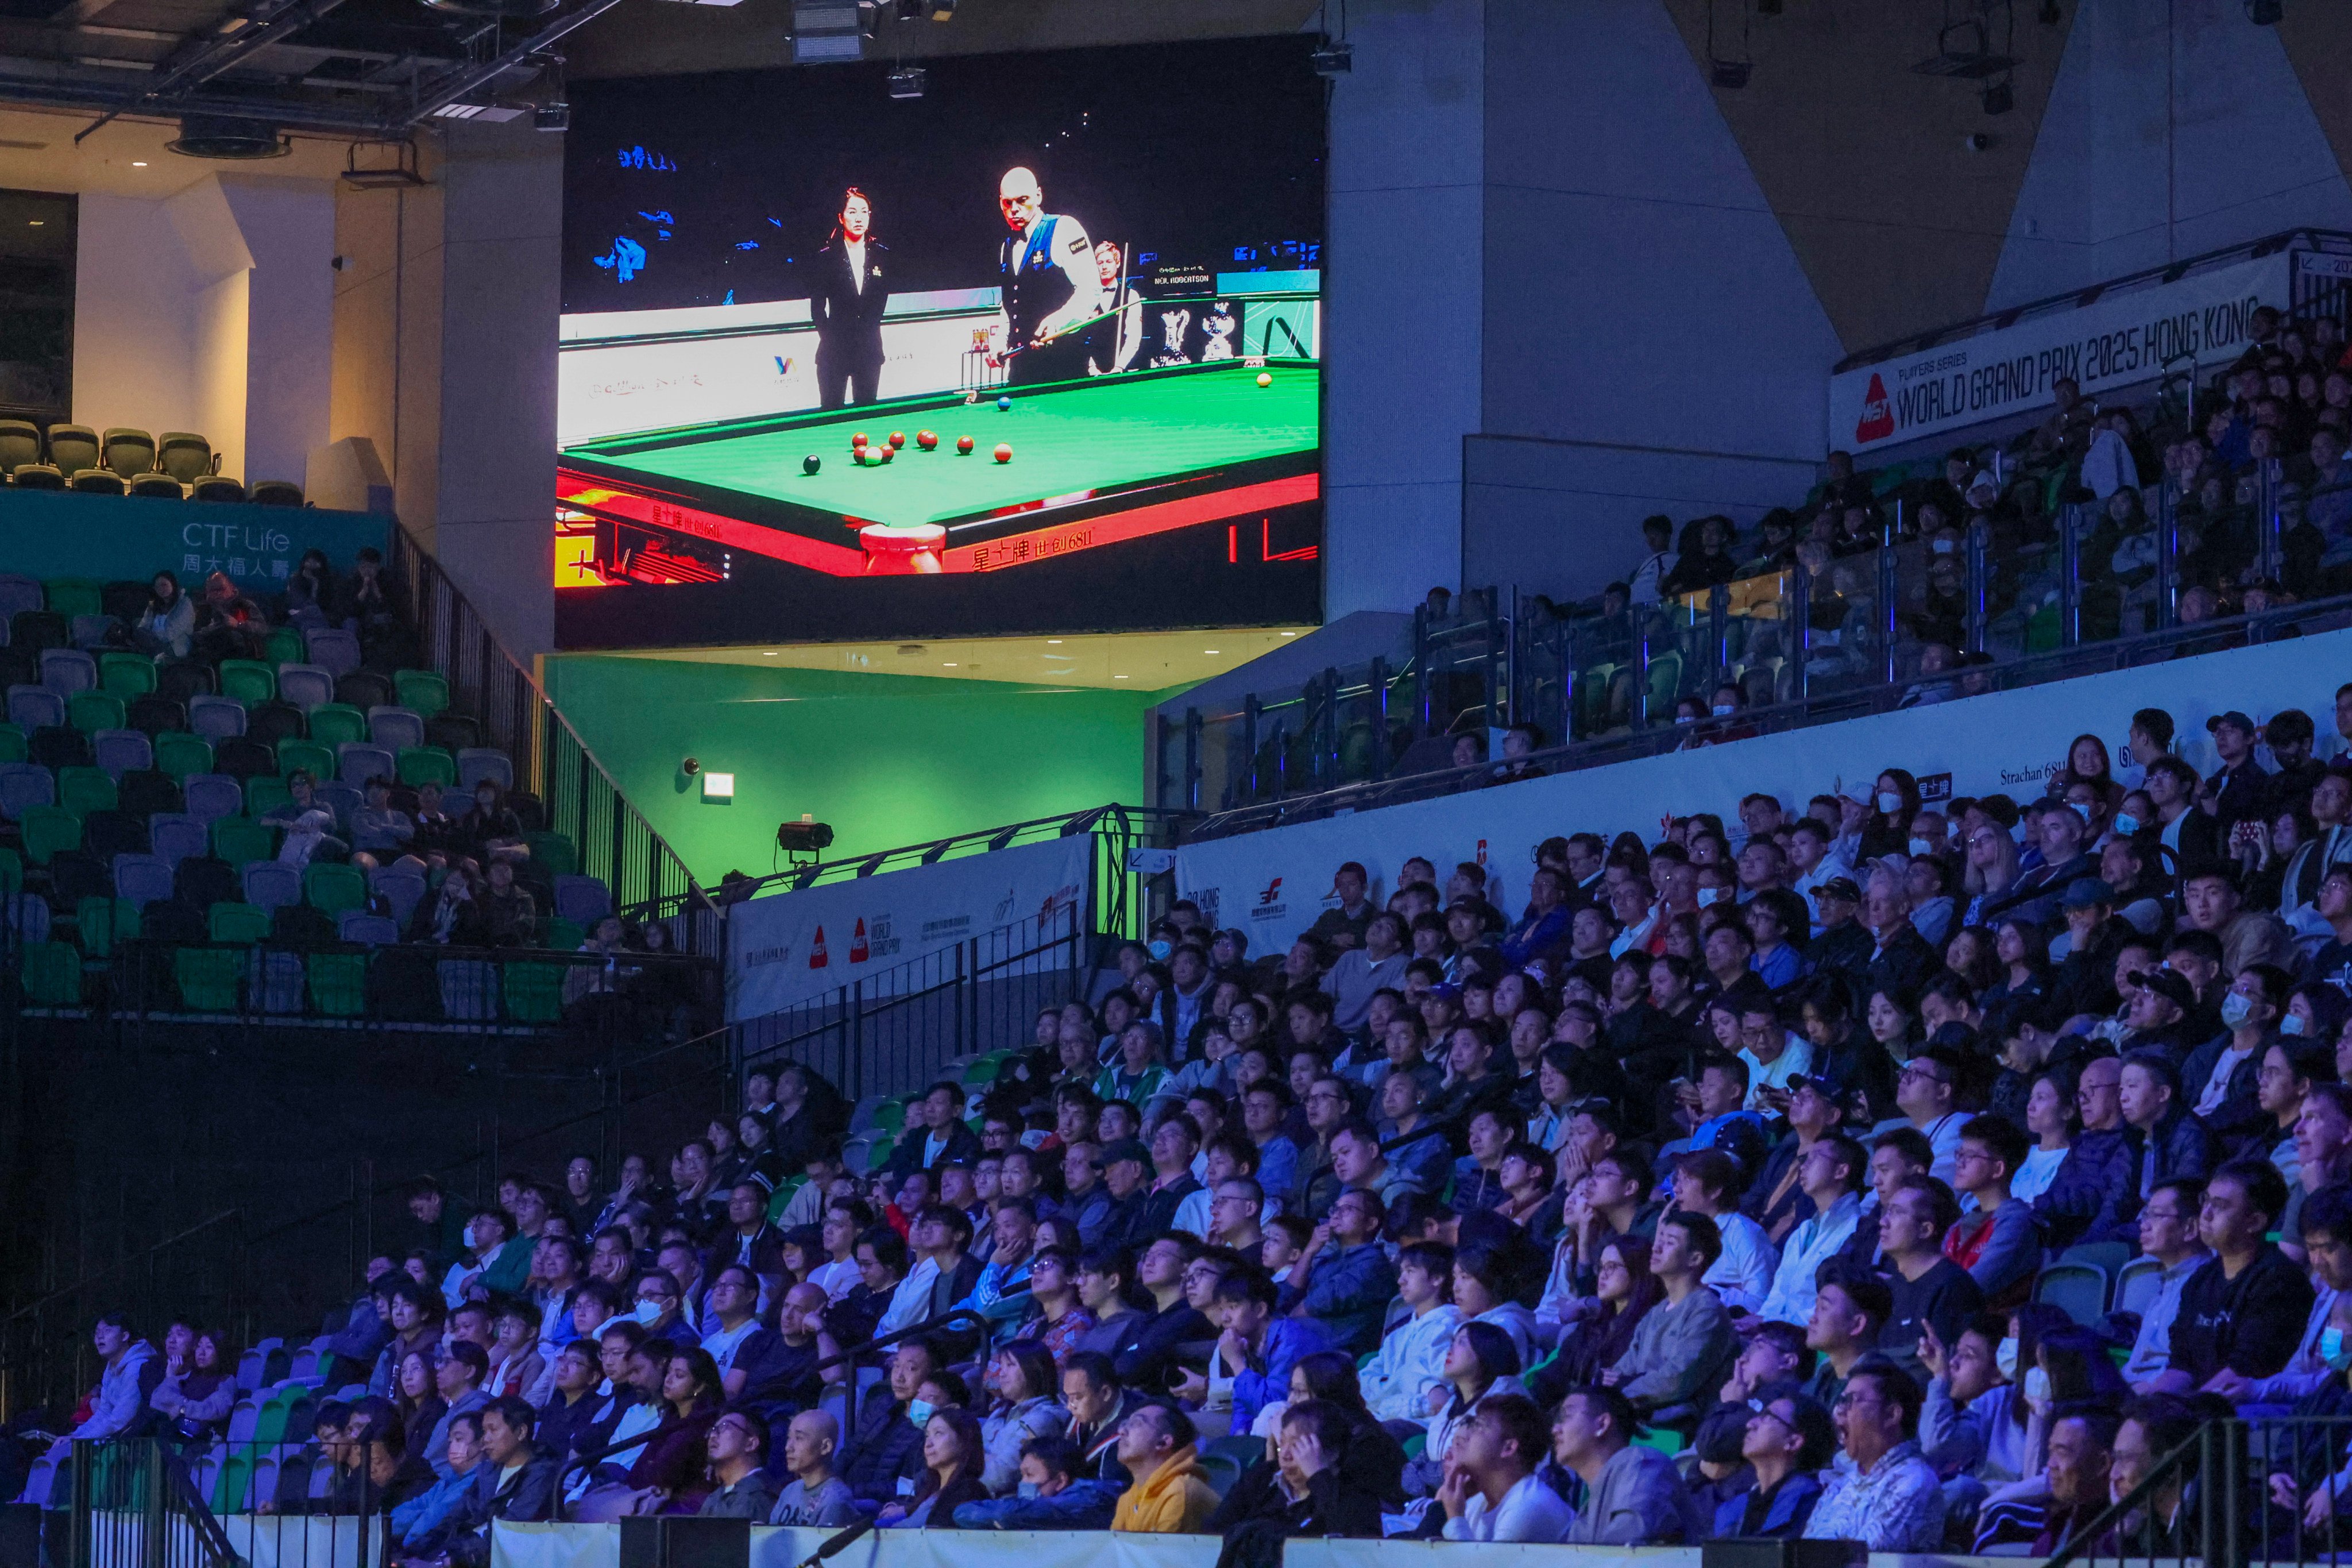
xmin=555 ymin=358 xmax=1320 ymax=577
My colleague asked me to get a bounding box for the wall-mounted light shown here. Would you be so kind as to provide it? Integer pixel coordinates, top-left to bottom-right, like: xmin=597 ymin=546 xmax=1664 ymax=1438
xmin=701 ymin=771 xmax=735 ymax=802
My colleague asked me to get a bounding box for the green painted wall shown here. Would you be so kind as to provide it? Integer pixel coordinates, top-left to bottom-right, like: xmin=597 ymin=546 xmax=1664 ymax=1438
xmin=543 ymin=656 xmax=1169 ymax=881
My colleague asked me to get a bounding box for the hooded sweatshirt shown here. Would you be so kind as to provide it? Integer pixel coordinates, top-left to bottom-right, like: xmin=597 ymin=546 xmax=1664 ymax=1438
xmin=1110 ymin=1448 xmax=1217 ymax=1533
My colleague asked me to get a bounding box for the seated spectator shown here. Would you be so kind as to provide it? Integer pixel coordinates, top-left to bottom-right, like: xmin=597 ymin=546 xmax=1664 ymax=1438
xmin=976 ymin=1340 xmax=1067 ymax=1493
xmin=1358 ymin=1241 xmax=1461 ymax=1423
xmin=953 ymin=1434 xmax=1119 ymax=1529
xmin=1802 ymin=1360 xmax=1944 ymax=1549
xmin=1276 ymin=1185 xmax=1395 ymax=1354
xmin=1216 ymin=1269 xmax=1331 ymax=1431
xmin=392 ymin=1411 xmax=484 ymax=1551
xmin=1803 ymin=1265 xmax=1891 ymax=1407
xmin=1758 ymin=1131 xmax=1868 ymax=1326
xmin=1669 ymin=1150 xmax=1776 ymax=1312
xmin=1607 ymin=1212 xmax=1736 ymax=1423
xmin=1208 ymin=1399 xmax=1385 ymax=1563
xmin=2149 ymin=1160 xmax=2313 ymax=1392
xmin=879 ymin=1407 xmax=986 ymax=1528
xmin=424 ymin=1398 xmax=555 ymax=1568
xmin=1942 ymin=1115 xmax=2037 ymax=1299
xmin=1716 ymin=1386 xmax=1836 ymax=1539
xmin=768 ymin=1411 xmax=859 ymax=1525
xmin=833 ymin=1339 xmax=935 ymax=1507
xmin=1875 ymin=1176 xmax=1984 ymax=1383
xmin=696 ymin=1412 xmax=777 ymax=1518
xmin=131 ymin=570 xmax=194 ymax=659
xmin=1108 ymin=1403 xmax=1216 ymax=1532
xmin=191 ymin=570 xmax=268 ymax=663
xmin=1552 ymin=1384 xmax=1709 ymax=1543
xmin=149 ymin=1326 xmax=235 ymax=1440
xmin=1433 ymin=1391 xmax=1571 ymax=1541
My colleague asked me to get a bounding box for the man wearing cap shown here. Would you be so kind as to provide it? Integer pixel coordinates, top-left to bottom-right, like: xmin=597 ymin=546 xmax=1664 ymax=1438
xmin=1094 ymin=1140 xmax=1153 ymax=1250
xmin=1803 ymin=878 xmax=1871 ymax=980
xmin=1304 ymin=862 xmax=1376 ymax=953
xmin=2205 ymin=710 xmax=2273 ymax=852
xmin=2181 ymin=860 xmax=2297 ymax=980
xmin=2114 ymin=965 xmax=2208 ymax=1067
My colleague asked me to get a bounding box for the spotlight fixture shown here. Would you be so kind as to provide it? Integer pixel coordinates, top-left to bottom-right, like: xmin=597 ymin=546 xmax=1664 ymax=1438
xmin=534 ymin=101 xmax=570 ymax=131
xmin=1310 ymin=41 xmax=1351 ymax=76
xmin=167 ymin=115 xmax=289 ymax=159
xmin=777 ymin=818 xmax=836 ymax=855
xmin=886 ymin=65 xmax=926 ymax=98
xmin=2245 ymin=0 xmax=2281 ymax=21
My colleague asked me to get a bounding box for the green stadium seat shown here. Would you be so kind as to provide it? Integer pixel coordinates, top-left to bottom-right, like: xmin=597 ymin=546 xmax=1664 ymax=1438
xmin=544 ymin=917 xmax=585 ymax=951
xmin=277 ymin=740 xmax=333 ymax=781
xmin=0 ymin=846 xmax=20 ymax=891
xmin=526 ymin=831 xmax=578 ymax=876
xmin=44 ymin=578 xmax=102 ymax=619
xmin=393 ymin=670 xmax=449 ymax=719
xmin=242 ymin=775 xmax=290 ymax=820
xmin=218 ymin=660 xmax=275 ymax=705
xmin=21 ymin=805 xmax=80 ymax=863
xmin=173 ymin=947 xmax=241 ymax=1010
xmin=396 ymin=746 xmax=455 ymax=788
xmin=74 ymin=896 xmax=140 ymax=957
xmin=98 ymin=652 xmax=157 ymax=698
xmin=0 ymin=725 xmax=24 ymax=766
xmin=307 ymin=704 xmax=368 ymax=748
xmin=309 ymin=951 xmax=368 ymax=1017
xmin=503 ymin=961 xmax=565 ymax=1023
xmin=68 ymin=692 xmax=125 ymax=735
xmin=304 ymin=862 xmax=366 ymax=915
xmin=206 ymin=902 xmax=271 ymax=944
xmin=262 ymin=627 xmax=305 ymax=667
xmin=19 ymin=940 xmax=80 ymax=1004
xmin=57 ymin=766 xmax=117 ymax=818
xmin=211 ymin=817 xmax=274 ymax=867
xmin=155 ymin=733 xmax=213 ymax=780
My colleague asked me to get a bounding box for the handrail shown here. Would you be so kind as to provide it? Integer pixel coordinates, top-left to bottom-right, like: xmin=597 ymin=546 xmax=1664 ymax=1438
xmin=728 ymin=804 xmax=1195 ymax=899
xmin=0 ymin=1210 xmax=242 ymax=1327
xmin=1833 ymin=225 xmax=2352 ymax=372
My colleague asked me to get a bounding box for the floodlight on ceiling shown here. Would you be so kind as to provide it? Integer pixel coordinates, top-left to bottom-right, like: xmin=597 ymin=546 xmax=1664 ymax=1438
xmin=166 ymin=115 xmax=289 ymax=159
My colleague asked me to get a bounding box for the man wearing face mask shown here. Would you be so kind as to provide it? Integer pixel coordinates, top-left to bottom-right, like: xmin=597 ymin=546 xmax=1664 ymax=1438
xmin=2183 ymin=965 xmax=2288 ymax=1150
xmin=954 ymin=1434 xmax=1119 ymax=1529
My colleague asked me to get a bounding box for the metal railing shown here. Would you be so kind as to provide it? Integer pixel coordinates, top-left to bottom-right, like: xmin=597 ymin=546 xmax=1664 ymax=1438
xmin=48 ymin=1438 xmax=241 ymax=1568
xmin=2042 ymin=1413 xmax=2352 ymax=1568
xmin=388 ymin=522 xmax=716 ymax=953
xmin=735 ymin=901 xmax=1084 ymax=1102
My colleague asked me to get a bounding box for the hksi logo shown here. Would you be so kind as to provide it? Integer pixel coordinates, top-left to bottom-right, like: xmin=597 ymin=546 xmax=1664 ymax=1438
xmin=808 ymin=926 xmax=829 ymax=969
xmin=849 ymin=919 xmax=870 ymax=964
xmin=1856 ymin=373 xmax=1895 ymax=443
xmin=1257 ymin=876 xmax=1283 ymax=906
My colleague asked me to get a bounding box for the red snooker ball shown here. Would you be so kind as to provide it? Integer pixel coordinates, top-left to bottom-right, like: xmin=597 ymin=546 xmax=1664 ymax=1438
xmin=993 ymin=443 xmax=1012 ymax=464
xmin=878 ymin=443 xmax=895 ymax=463
xmin=888 ymin=431 xmax=906 ymax=449
xmin=956 ymin=435 xmax=975 ymax=454
xmin=851 ymin=431 xmax=868 ymax=447
xmin=916 ymin=430 xmax=938 ymax=450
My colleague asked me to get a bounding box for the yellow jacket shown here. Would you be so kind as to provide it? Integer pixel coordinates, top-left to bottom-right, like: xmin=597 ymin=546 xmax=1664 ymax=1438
xmin=1109 ymin=1449 xmax=1218 ymax=1533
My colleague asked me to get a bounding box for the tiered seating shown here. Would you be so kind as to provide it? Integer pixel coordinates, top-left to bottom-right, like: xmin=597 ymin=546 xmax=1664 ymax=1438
xmin=0 ymin=420 xmax=305 ymax=504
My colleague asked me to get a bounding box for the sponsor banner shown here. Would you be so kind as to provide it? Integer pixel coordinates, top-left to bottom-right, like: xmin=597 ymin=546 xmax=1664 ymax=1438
xmin=1828 ymin=253 xmax=2292 ymax=454
xmin=1179 ymin=625 xmax=2352 ymax=955
xmin=0 ymin=491 xmax=384 ymax=596
xmin=727 ymin=835 xmax=1090 ymax=1021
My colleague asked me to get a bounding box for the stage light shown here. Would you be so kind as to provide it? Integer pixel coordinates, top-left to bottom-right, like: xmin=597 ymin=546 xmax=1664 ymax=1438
xmin=701 ymin=771 xmax=735 ymax=802
xmin=1310 ymin=42 xmax=1351 ymax=76
xmin=777 ymin=817 xmax=836 ymax=854
xmin=887 ymin=65 xmax=926 ymax=98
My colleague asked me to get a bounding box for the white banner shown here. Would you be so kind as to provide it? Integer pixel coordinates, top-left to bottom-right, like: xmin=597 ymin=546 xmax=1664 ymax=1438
xmin=1179 ymin=625 xmax=2352 ymax=955
xmin=727 ymin=836 xmax=1092 ymax=1022
xmin=1827 ymin=253 xmax=2292 ymax=455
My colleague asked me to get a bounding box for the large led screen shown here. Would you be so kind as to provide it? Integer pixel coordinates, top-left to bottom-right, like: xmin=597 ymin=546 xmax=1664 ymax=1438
xmin=555 ymin=38 xmax=1325 ymax=647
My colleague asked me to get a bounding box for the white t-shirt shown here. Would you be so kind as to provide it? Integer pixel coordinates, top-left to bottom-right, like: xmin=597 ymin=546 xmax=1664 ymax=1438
xmin=844 ymin=238 xmax=867 ymax=293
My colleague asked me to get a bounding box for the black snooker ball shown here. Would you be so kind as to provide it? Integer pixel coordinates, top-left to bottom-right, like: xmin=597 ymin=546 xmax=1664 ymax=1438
xmin=803 ymin=455 xmax=820 ymax=475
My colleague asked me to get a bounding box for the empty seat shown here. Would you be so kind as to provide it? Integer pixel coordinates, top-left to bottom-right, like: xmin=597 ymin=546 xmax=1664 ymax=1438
xmin=307 ymin=704 xmax=366 ymax=748
xmin=188 ymin=696 xmax=246 ymax=741
xmin=213 ymin=818 xmax=273 ymax=868
xmin=68 ymin=693 xmax=124 ymax=735
xmin=91 ymin=728 xmax=152 ymax=779
xmin=83 ymin=808 xmax=146 ymax=863
xmin=337 ymin=910 xmax=399 ymax=945
xmin=304 ymin=628 xmax=361 ymax=677
xmin=11 ymin=611 xmax=65 ymax=654
xmin=218 ymin=660 xmax=275 ymax=704
xmin=156 ymin=662 xmax=215 ymax=704
xmin=45 ymin=580 xmax=101 ymax=618
xmin=369 ymin=867 xmax=427 ymax=927
xmin=241 ymin=861 xmax=301 ymax=913
xmin=393 ymin=670 xmax=448 ymax=719
xmin=10 ymin=463 xmax=61 ymax=490
xmin=0 ymin=728 xmax=22 ymax=766
xmin=208 ymin=901 xmax=271 ymax=944
xmin=21 ymin=805 xmax=79 ymax=864
xmin=128 ymin=694 xmax=187 ymax=737
xmin=101 ymin=427 xmax=155 ymax=480
xmin=157 ymin=432 xmax=213 ymax=485
xmin=191 ymin=476 xmax=245 ymax=503
xmin=113 ymin=853 xmax=175 ymax=909
xmin=366 ymin=706 xmax=424 ymax=751
xmin=70 ymin=614 xmax=117 ymax=649
xmin=457 ymin=748 xmax=513 ymax=791
xmin=0 ymin=762 xmax=55 ymax=818
xmin=46 ymin=424 xmax=98 ymax=474
xmin=98 ymin=652 xmax=156 ymax=698
xmin=150 ymin=814 xmax=210 ymax=867
xmin=338 ymin=743 xmax=394 ymax=788
xmin=57 ymin=766 xmax=116 ymax=817
xmin=276 ymin=665 xmax=334 ymax=710
xmin=70 ymin=469 xmax=126 ymax=496
xmin=213 ymin=737 xmax=275 ymax=781
xmin=396 ymin=746 xmax=455 ymax=788
xmin=249 ymin=480 xmax=304 ymax=507
xmin=0 ymin=575 xmax=40 ymax=620
xmin=2 ymin=891 xmax=51 ymax=943
xmin=117 ymin=768 xmax=179 ymax=819
xmin=176 ymin=857 xmax=237 ymax=910
xmin=553 ymin=875 xmax=612 ymax=926
xmin=264 ymin=627 xmax=305 ymax=668
xmin=29 ymin=725 xmax=89 ymax=771
xmin=155 ymin=733 xmax=214 ymax=781
xmin=7 ymin=685 xmax=63 ymax=731
xmin=181 ymin=774 xmax=243 ymax=824
xmin=336 ymin=671 xmax=393 ymax=710
xmin=304 ymin=862 xmax=366 ymax=914
xmin=99 ymin=582 xmax=147 ymax=623
xmin=277 ymin=739 xmax=333 ymax=781
xmin=129 ymin=473 xmax=182 ymax=499
xmin=314 ymin=781 xmax=363 ymax=829
xmin=0 ymin=419 xmax=39 ymax=473
xmin=39 ymin=648 xmax=96 ymax=697
xmin=245 ymin=700 xmax=305 ymax=748
xmin=244 ymin=775 xmax=290 ymax=820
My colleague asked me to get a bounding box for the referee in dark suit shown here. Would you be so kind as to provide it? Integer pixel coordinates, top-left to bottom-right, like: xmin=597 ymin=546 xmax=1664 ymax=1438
xmin=810 ymin=188 xmax=889 ymax=408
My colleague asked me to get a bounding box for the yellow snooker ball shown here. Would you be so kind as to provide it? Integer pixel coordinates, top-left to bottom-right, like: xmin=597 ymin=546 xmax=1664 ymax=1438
xmin=1256 ymin=372 xmax=1272 ymax=388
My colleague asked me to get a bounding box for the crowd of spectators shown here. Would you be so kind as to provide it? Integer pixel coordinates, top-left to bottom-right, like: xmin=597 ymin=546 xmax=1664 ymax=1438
xmin=39 ymin=665 xmax=2352 ymax=1558
xmin=1529 ymin=306 xmax=2352 ymax=732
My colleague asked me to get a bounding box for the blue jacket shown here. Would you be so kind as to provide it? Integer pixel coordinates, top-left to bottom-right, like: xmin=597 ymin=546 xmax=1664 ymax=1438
xmin=952 ymin=1477 xmax=1121 ymax=1530
xmin=2031 ymin=1124 xmax=2142 ymax=1249
xmin=1279 ymin=1242 xmax=1396 ymax=1354
xmin=1712 ymin=1470 xmax=1823 ymax=1539
xmin=1230 ymin=1316 xmax=1335 ymax=1431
